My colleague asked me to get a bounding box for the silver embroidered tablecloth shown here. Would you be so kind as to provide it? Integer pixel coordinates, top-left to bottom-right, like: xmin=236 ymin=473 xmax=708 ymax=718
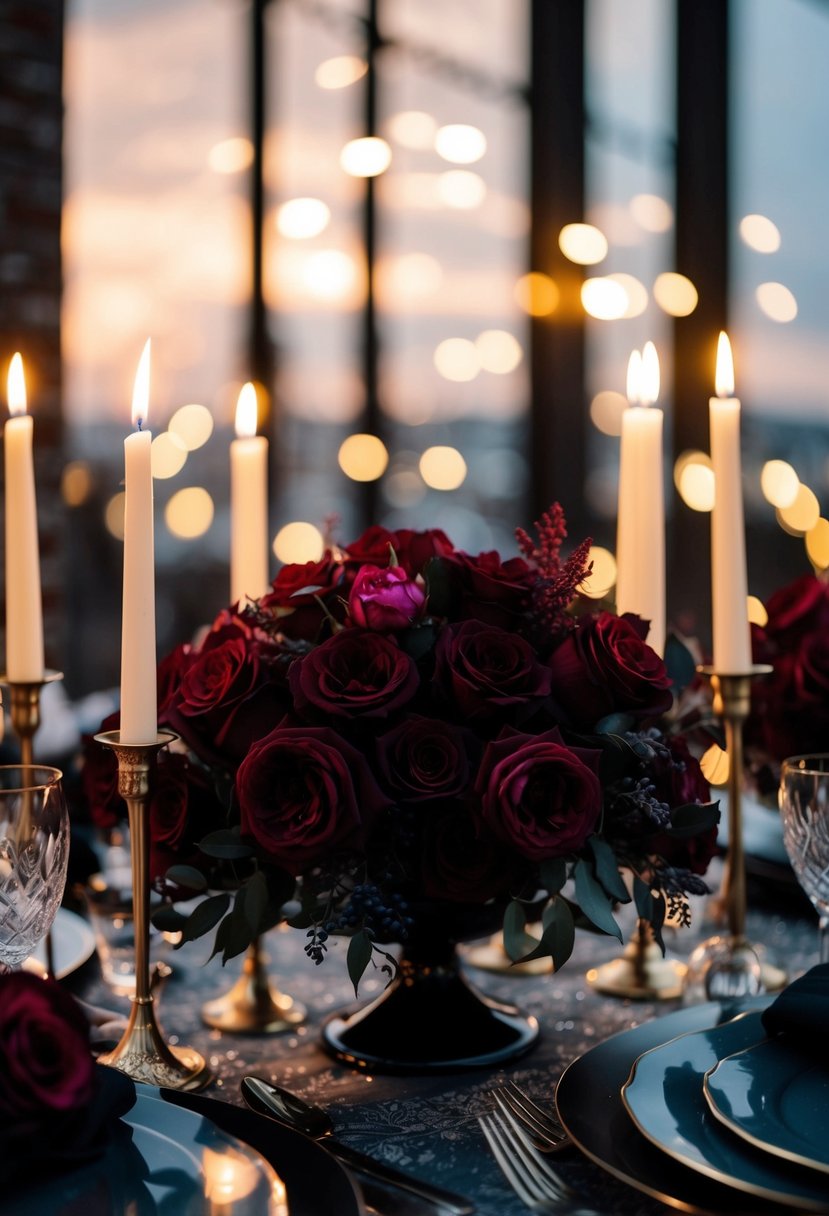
xmin=71 ymin=882 xmax=817 ymax=1216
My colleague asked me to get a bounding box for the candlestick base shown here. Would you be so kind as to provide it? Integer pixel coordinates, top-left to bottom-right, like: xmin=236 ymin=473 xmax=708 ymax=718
xmin=201 ymin=936 xmax=306 ymax=1034
xmin=587 ymin=919 xmax=686 ymax=1000
xmin=98 ymin=996 xmax=211 ymax=1091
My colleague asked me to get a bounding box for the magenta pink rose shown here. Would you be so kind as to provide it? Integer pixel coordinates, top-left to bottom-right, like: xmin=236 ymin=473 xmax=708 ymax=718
xmin=475 ymin=728 xmax=602 ymax=860
xmin=348 ymin=564 xmax=426 ymax=631
xmin=289 ymin=628 xmax=419 ymax=719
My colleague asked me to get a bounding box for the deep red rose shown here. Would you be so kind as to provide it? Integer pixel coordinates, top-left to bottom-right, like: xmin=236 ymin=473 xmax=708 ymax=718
xmin=376 ymin=715 xmax=472 ymax=802
xmin=289 ymin=628 xmax=419 ymax=719
xmin=645 ymin=735 xmax=718 ymax=876
xmin=82 ymin=711 xmax=121 ymax=830
xmin=765 ymin=574 xmax=829 ymax=650
xmin=392 ymin=528 xmax=455 ymax=577
xmin=433 ymin=619 xmax=551 ymax=719
xmin=448 ymin=550 xmax=536 ymax=628
xmin=421 ymin=810 xmax=519 ymax=903
xmin=0 ymin=973 xmax=94 ymax=1121
xmin=475 ymin=727 xmax=602 ymax=861
xmin=149 ymin=752 xmax=226 ymax=881
xmin=178 ymin=634 xmax=259 ymax=718
xmin=237 ymin=722 xmax=391 ymax=868
xmin=348 ymin=563 xmax=426 ymax=631
xmin=344 ymin=526 xmax=397 ymax=567
xmin=549 ymin=612 xmax=673 ymax=728
xmin=157 ymin=643 xmax=193 ymax=718
xmin=260 ymin=553 xmax=345 ymax=641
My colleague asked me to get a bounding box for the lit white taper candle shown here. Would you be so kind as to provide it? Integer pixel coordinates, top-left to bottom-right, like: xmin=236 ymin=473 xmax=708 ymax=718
xmin=230 ymin=382 xmax=269 ymax=605
xmin=119 ymin=339 xmax=157 ymax=743
xmin=4 ymin=353 xmax=44 ymax=681
xmin=615 ymin=342 xmax=665 ymax=655
xmin=710 ymin=331 xmax=752 ymax=673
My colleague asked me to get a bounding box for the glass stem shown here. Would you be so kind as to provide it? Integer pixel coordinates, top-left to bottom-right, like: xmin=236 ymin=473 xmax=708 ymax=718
xmin=820 ymin=917 xmax=829 ymax=965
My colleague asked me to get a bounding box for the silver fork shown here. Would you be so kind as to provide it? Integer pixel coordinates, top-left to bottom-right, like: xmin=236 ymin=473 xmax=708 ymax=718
xmin=492 ymin=1081 xmax=571 ymax=1153
xmin=478 ymin=1110 xmax=600 ymax=1215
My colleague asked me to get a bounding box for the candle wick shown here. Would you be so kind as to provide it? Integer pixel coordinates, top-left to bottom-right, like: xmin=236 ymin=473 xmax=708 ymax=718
xmin=136 ymin=417 xmax=144 ymax=432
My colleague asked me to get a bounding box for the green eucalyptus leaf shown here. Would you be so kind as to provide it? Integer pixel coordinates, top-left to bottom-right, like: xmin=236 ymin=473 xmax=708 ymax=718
xmin=573 ymin=859 xmax=623 ymax=942
xmin=664 ymin=632 xmax=697 ymax=693
xmin=178 ymin=892 xmax=231 ymax=945
xmin=422 ymin=557 xmax=458 ymax=618
xmin=151 ymin=905 xmax=188 ymax=933
xmin=398 ymin=622 xmax=438 ymax=662
xmin=594 ymin=712 xmax=636 ymax=735
xmin=539 ymin=857 xmax=567 ymax=896
xmin=198 ymin=828 xmax=255 ymax=861
xmin=516 ymin=897 xmax=575 ymax=969
xmin=503 ymin=899 xmax=538 ymax=962
xmin=633 ymin=874 xmax=654 ymax=921
xmin=244 ymin=870 xmax=269 ymax=935
xmin=347 ymin=929 xmax=374 ymax=998
xmin=588 ymin=836 xmax=630 ymax=904
xmin=665 ymin=801 xmax=720 ymax=840
xmin=165 ymin=865 xmax=207 ymax=893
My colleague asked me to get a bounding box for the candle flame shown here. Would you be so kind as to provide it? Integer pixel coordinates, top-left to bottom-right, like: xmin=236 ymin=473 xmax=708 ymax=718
xmin=626 ymin=350 xmax=642 ymax=406
xmin=235 ymin=382 xmax=258 ymax=438
xmin=131 ymin=339 xmax=151 ymax=429
xmin=639 ymin=341 xmax=660 ymax=406
xmin=715 ymin=331 xmax=735 ymax=398
xmin=7 ymin=353 xmax=27 ymax=417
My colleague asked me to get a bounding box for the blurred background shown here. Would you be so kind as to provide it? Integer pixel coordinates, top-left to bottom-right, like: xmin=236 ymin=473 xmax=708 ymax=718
xmin=1 ymin=0 xmax=827 ymax=699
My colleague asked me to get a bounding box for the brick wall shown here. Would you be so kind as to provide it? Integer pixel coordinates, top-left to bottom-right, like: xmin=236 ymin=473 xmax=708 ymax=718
xmin=0 ymin=0 xmax=64 ymax=674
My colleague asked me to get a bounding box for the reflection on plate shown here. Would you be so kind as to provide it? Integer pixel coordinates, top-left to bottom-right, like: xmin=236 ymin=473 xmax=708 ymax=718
xmin=706 ymin=1037 xmax=829 ymax=1174
xmin=622 ymin=1014 xmax=829 ymax=1210
xmin=22 ymin=907 xmax=96 ymax=979
xmin=556 ymin=997 xmax=788 ymax=1216
xmin=7 ymin=1088 xmax=285 ymax=1216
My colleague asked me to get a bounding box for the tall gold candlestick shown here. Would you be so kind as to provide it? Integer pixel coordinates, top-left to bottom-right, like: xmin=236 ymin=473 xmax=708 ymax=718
xmin=94 ymin=729 xmax=211 ymax=1091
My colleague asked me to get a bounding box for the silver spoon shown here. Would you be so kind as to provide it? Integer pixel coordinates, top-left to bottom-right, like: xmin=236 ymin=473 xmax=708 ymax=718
xmin=241 ymin=1075 xmax=475 ymax=1215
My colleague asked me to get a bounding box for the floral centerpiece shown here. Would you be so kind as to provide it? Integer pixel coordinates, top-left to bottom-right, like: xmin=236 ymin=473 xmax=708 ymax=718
xmin=86 ymin=506 xmax=718 ymax=1069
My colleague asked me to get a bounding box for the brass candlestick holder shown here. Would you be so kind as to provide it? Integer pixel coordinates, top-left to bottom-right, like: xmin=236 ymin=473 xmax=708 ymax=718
xmin=93 ymin=729 xmax=212 ymax=1091
xmin=201 ymin=933 xmax=306 ymax=1034
xmin=0 ymin=669 xmax=64 ymax=977
xmin=587 ymin=917 xmax=687 ymax=1001
xmin=690 ymin=665 xmax=786 ymax=995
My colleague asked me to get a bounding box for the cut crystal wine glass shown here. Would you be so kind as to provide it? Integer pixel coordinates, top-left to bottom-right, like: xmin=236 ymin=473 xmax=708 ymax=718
xmin=0 ymin=766 xmax=69 ymax=968
xmin=780 ymin=755 xmax=829 ymax=964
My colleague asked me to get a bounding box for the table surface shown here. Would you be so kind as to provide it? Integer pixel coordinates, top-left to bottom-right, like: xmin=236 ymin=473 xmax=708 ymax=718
xmin=67 ymin=872 xmax=817 ymax=1216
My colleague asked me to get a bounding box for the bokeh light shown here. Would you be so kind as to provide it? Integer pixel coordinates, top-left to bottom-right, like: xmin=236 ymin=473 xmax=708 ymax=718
xmin=747 ymin=595 xmax=769 ymax=628
xmin=434 ymin=338 xmax=480 ymax=382
xmin=514 ymin=272 xmax=559 ymax=317
xmin=151 ymin=431 xmax=188 ymax=479
xmin=338 ymin=433 xmax=389 ymax=482
xmin=434 ymin=124 xmax=487 ymax=165
xmin=475 ymin=330 xmax=522 ymax=374
xmin=385 ymin=110 xmax=437 ymax=150
xmin=559 ymin=223 xmax=608 ymax=265
xmin=756 ymin=282 xmax=798 ymax=322
xmin=168 ymin=403 xmax=214 ymax=452
xmin=581 ymin=277 xmax=628 ymax=320
xmin=678 ymin=460 xmax=715 ymax=513
xmin=208 ymin=137 xmax=253 ymax=175
xmin=419 ymin=446 xmax=467 ymax=490
xmin=105 ymin=492 xmax=126 ymax=540
xmin=739 ymin=214 xmax=781 ymax=253
xmin=377 ymin=252 xmax=443 ymax=303
xmin=61 ymin=460 xmax=93 ymax=507
xmin=701 ymin=742 xmax=729 ymax=786
xmin=277 ymin=198 xmax=331 ymax=240
xmin=806 ymin=518 xmax=829 ymax=570
xmin=608 ymin=273 xmax=648 ymax=318
xmin=315 ymin=56 xmax=367 ymax=89
xmin=340 ymin=136 xmax=391 ymax=178
xmin=436 ymin=170 xmax=486 ymax=209
xmin=579 ymin=546 xmax=617 ymax=599
xmin=760 ymin=459 xmax=799 ymax=509
xmin=653 ymin=272 xmax=698 ymax=316
xmin=303 ymin=250 xmax=358 ymax=302
xmin=165 ymin=486 xmax=214 ymax=538
xmin=674 ymin=449 xmax=712 ymax=489
xmin=630 ymin=194 xmax=673 ymax=233
xmin=590 ymin=390 xmax=628 ymax=437
xmin=273 ymin=521 xmax=324 ymax=564
xmin=778 ymin=483 xmax=820 ymax=534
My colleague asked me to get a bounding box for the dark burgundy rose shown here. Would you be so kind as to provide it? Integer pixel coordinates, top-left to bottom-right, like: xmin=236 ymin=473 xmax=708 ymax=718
xmin=645 ymin=735 xmax=718 ymax=876
xmin=344 ymin=525 xmax=397 ymax=567
xmin=178 ymin=633 xmax=260 ymax=718
xmin=289 ymin=629 xmax=419 ymax=719
xmin=0 ymin=973 xmax=94 ymax=1122
xmin=392 ymin=528 xmax=455 ymax=577
xmin=765 ymin=574 xmax=829 ymax=650
xmin=348 ymin=564 xmax=426 ymax=631
xmin=421 ymin=810 xmax=520 ymax=903
xmin=377 ymin=715 xmax=472 ymax=802
xmin=237 ymin=722 xmax=391 ymax=868
xmin=157 ymin=643 xmax=193 ymax=718
xmin=548 ymin=611 xmax=673 ymax=728
xmin=82 ymin=711 xmax=121 ymax=830
xmin=433 ymin=619 xmax=551 ymax=720
xmin=475 ymin=728 xmax=602 ymax=861
xmin=260 ymin=553 xmax=345 ymax=641
xmin=448 ymin=550 xmax=536 ymax=628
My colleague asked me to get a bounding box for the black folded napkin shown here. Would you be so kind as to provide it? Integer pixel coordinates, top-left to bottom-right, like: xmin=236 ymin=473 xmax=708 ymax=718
xmin=761 ymin=961 xmax=829 ymax=1048
xmin=0 ymin=973 xmax=136 ymax=1188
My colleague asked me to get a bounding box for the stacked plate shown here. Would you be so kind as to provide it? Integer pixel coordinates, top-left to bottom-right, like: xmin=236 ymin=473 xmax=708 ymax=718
xmin=556 ymin=999 xmax=829 ymax=1214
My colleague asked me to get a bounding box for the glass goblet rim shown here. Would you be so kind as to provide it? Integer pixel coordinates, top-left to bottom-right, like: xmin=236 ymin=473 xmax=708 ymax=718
xmin=0 ymin=764 xmax=64 ymax=793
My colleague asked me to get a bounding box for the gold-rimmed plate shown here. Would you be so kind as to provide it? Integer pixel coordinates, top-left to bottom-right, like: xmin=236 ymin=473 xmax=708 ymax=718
xmin=621 ymin=1013 xmax=829 ymax=1211
xmin=705 ymin=1037 xmax=829 ymax=1175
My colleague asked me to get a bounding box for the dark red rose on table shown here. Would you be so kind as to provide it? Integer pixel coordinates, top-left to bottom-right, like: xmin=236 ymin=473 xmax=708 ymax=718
xmin=474 ymin=727 xmax=602 ymax=860
xmin=237 ymin=722 xmax=391 ymax=869
xmin=447 ymin=550 xmax=535 ymax=628
xmin=260 ymin=553 xmax=345 ymax=641
xmin=421 ymin=809 xmax=520 ymax=903
xmin=344 ymin=525 xmax=397 ymax=566
xmin=433 ymin=619 xmax=552 ymax=720
xmin=548 ymin=611 xmax=672 ymax=728
xmin=376 ymin=715 xmax=473 ymax=802
xmin=764 ymin=573 xmax=829 ymax=650
xmin=82 ymin=711 xmax=121 ymax=830
xmin=0 ymin=973 xmax=134 ymax=1186
xmin=645 ymin=735 xmax=718 ymax=875
xmin=392 ymin=528 xmax=455 ymax=576
xmin=289 ymin=628 xmax=419 ymax=719
xmin=149 ymin=750 xmax=226 ymax=881
xmin=348 ymin=564 xmax=426 ymax=631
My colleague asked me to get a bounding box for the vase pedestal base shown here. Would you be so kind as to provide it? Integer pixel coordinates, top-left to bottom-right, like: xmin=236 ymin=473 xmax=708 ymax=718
xmin=201 ymin=938 xmax=307 ymax=1035
xmin=322 ymin=951 xmax=539 ymax=1074
xmin=587 ymin=923 xmax=686 ymax=1001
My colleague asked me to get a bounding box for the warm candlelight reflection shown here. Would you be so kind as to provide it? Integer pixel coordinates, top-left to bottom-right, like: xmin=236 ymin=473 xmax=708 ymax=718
xmin=639 ymin=341 xmax=660 ymax=406
xmin=235 ymin=383 xmax=258 ymax=439
xmin=7 ymin=353 xmax=26 ymax=416
xmin=715 ymin=331 xmax=735 ymax=398
xmin=131 ymin=338 xmax=151 ymax=428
